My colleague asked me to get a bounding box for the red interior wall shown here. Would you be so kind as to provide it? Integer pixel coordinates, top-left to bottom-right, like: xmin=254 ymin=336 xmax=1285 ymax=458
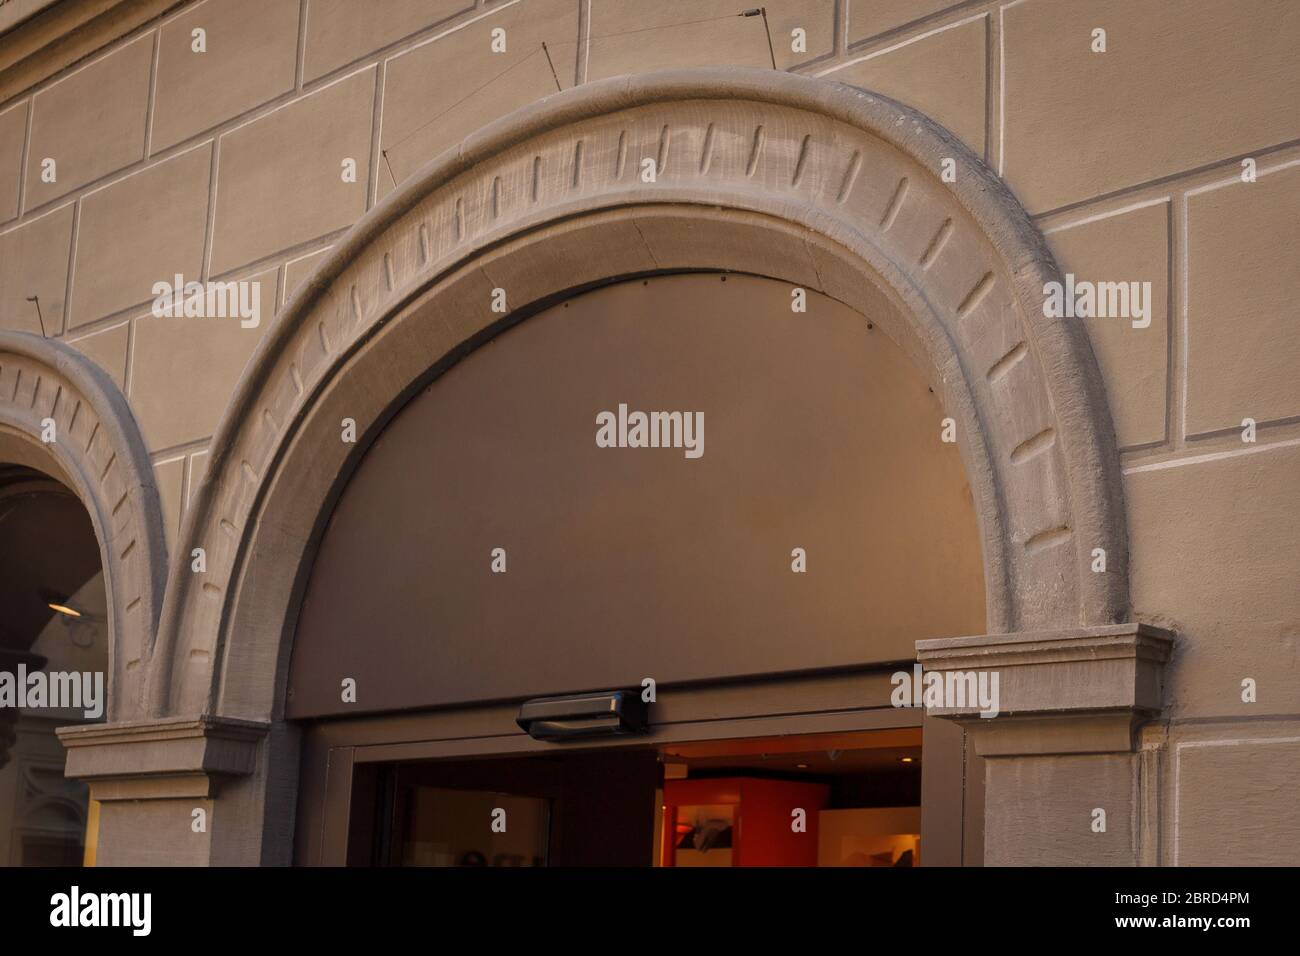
xmin=663 ymin=777 xmax=830 ymax=867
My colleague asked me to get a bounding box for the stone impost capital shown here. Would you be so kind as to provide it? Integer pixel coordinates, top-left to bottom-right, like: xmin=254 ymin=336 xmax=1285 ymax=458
xmin=57 ymin=715 xmax=269 ymax=802
xmin=915 ymin=623 xmax=1176 ymax=757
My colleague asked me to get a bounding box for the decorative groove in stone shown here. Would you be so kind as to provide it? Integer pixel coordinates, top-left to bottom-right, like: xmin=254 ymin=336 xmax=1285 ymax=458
xmin=615 ymin=130 xmax=627 ymax=177
xmin=746 ymin=125 xmax=765 ymax=176
xmin=656 ymin=124 xmax=671 ymax=172
xmin=836 ymin=150 xmax=861 ymax=203
xmin=699 ymin=124 xmax=715 ymax=174
xmin=1009 ymin=427 xmax=1056 ymax=465
xmin=920 ymin=218 xmax=953 ymax=268
xmin=1025 ymin=526 xmax=1073 ymax=553
xmin=792 ymin=134 xmax=812 ymax=186
xmin=987 ymin=342 xmax=1028 ymax=383
xmin=531 ymin=155 xmax=541 ymax=201
xmin=880 ymin=176 xmax=909 ymax=229
xmin=349 ymin=287 xmax=363 ymax=327
xmin=956 ymin=271 xmax=995 ymax=318
xmin=418 ymin=223 xmax=431 ymax=264
xmin=572 ymin=140 xmax=583 ymax=188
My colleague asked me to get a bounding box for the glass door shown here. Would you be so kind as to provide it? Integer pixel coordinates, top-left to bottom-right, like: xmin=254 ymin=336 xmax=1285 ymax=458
xmin=349 ymin=750 xmax=661 ymax=867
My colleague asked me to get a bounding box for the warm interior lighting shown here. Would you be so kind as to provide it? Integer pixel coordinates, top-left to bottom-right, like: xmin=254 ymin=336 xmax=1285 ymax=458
xmin=47 ymin=602 xmax=82 ymax=619
xmin=900 ymin=757 xmax=914 ymax=763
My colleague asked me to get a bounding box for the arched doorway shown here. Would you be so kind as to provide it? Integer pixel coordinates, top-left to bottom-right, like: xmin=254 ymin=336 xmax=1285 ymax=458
xmin=52 ymin=69 xmax=1152 ymax=867
xmin=0 ymin=334 xmax=167 ymax=867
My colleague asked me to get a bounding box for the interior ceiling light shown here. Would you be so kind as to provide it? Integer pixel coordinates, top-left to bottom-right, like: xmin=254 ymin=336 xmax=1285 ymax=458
xmin=47 ymin=601 xmax=82 ymax=618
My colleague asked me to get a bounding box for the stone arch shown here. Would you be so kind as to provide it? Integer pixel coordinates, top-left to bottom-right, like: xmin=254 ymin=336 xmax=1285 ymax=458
xmin=0 ymin=331 xmax=168 ymax=719
xmin=142 ymin=68 xmax=1129 ymax=722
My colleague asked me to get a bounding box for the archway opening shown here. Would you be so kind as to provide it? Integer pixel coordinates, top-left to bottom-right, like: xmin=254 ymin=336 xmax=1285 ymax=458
xmin=0 ymin=462 xmax=108 ymax=867
xmin=289 ymin=272 xmax=985 ymax=866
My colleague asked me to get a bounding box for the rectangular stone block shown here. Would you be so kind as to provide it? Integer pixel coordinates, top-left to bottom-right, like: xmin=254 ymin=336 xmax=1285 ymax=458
xmin=984 ymin=754 xmax=1136 ymax=865
xmin=97 ymin=799 xmax=212 ymax=866
xmin=587 ymin=0 xmax=833 ymax=78
xmin=1186 ymin=162 xmax=1300 ymax=436
xmin=820 ymin=14 xmax=986 ymax=157
xmin=24 ymin=33 xmax=153 ymax=208
xmin=918 ymin=625 xmax=1172 ymax=726
xmin=66 ymin=319 xmax=130 ymax=389
xmin=1175 ymin=736 xmax=1300 ymax=865
xmin=303 ymin=0 xmax=472 ymax=81
xmin=848 ymin=0 xmax=958 ymax=45
xmin=284 ymin=245 xmax=332 ymax=304
xmin=1125 ymin=441 xmax=1300 ymax=719
xmin=70 ymin=143 xmax=212 ymax=329
xmin=1002 ymin=0 xmax=1300 ymax=212
xmin=128 ymin=266 xmax=277 ymax=450
xmin=188 ymin=447 xmax=209 ymax=505
xmin=1045 ymin=200 xmax=1169 ymax=448
xmin=152 ymin=0 xmax=300 ymax=153
xmin=0 ymin=202 xmax=73 ymax=334
xmin=211 ymin=67 xmax=375 ymax=276
xmin=154 ymin=454 xmax=186 ymax=549
xmin=379 ymin=0 xmax=578 ymax=193
xmin=0 ymin=101 xmax=26 ymax=223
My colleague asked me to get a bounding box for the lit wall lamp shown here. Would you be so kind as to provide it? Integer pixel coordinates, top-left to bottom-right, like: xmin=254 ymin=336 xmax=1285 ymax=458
xmin=39 ymin=590 xmax=102 ymax=649
xmin=46 ymin=600 xmax=82 ymax=619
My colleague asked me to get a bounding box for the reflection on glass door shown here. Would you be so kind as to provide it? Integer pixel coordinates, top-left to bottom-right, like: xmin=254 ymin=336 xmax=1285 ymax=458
xmin=351 ymin=750 xmax=661 ymax=866
xmin=398 ymin=787 xmax=548 ymax=867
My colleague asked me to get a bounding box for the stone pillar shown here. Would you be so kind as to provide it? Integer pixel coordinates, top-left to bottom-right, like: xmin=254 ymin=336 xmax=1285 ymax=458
xmin=58 ymin=716 xmax=268 ymax=866
xmin=917 ymin=623 xmax=1174 ymax=866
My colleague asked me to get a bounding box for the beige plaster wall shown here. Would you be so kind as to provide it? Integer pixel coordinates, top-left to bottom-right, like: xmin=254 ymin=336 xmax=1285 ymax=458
xmin=0 ymin=0 xmax=1296 ymax=864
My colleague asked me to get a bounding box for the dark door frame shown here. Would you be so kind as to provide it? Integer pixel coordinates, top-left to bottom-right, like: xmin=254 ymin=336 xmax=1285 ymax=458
xmin=294 ymin=663 xmax=983 ymax=866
